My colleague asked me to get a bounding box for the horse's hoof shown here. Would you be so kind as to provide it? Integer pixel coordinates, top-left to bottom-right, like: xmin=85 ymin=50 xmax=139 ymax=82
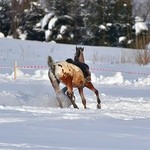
xmin=73 ymin=104 xmax=79 ymax=109
xmin=97 ymin=104 xmax=101 ymax=109
xmin=75 ymin=105 xmax=79 ymax=109
xmin=59 ymin=103 xmax=63 ymax=108
xmin=74 ymin=106 xmax=79 ymax=109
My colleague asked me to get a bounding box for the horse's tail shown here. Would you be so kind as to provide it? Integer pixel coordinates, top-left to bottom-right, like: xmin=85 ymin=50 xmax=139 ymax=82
xmin=47 ymin=56 xmax=59 ymax=93
xmin=47 ymin=55 xmax=54 ymax=68
xmin=47 ymin=55 xmax=55 ymax=76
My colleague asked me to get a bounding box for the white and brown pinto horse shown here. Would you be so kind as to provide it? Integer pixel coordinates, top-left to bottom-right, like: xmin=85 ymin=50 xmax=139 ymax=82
xmin=47 ymin=47 xmax=101 ymax=109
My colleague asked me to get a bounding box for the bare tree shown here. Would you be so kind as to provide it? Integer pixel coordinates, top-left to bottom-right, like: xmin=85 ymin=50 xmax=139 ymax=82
xmin=133 ymin=0 xmax=150 ymax=22
xmin=143 ymin=1 xmax=150 ymax=21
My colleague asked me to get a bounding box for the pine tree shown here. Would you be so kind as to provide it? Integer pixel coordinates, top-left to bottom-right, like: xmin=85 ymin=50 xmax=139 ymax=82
xmin=80 ymin=0 xmax=105 ymax=45
xmin=104 ymin=0 xmax=133 ymax=47
xmin=0 ymin=0 xmax=11 ymax=37
xmin=40 ymin=0 xmax=83 ymax=44
xmin=78 ymin=0 xmax=133 ymax=47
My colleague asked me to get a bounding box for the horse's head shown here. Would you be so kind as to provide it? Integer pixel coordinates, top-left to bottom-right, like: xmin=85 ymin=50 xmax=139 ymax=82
xmin=74 ymin=46 xmax=84 ymax=63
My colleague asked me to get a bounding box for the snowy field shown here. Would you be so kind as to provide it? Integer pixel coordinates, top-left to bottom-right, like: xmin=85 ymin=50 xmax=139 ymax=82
xmin=0 ymin=38 xmax=150 ymax=150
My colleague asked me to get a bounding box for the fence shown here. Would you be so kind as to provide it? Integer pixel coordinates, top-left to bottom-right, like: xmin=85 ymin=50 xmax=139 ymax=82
xmin=0 ymin=61 xmax=48 ymax=80
xmin=90 ymin=68 xmax=150 ymax=76
xmin=0 ymin=61 xmax=150 ymax=80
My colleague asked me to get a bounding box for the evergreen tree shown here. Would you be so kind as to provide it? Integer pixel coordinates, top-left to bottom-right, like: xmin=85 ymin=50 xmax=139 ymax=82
xmin=41 ymin=0 xmax=82 ymax=44
xmin=0 ymin=0 xmax=11 ymax=37
xmin=104 ymin=0 xmax=133 ymax=47
xmin=1 ymin=0 xmax=148 ymax=49
xmin=78 ymin=0 xmax=133 ymax=47
xmin=80 ymin=0 xmax=105 ymax=45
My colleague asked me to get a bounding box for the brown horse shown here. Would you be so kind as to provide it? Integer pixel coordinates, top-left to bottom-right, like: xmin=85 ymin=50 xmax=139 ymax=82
xmin=47 ymin=47 xmax=101 ymax=109
xmin=74 ymin=46 xmax=85 ymax=63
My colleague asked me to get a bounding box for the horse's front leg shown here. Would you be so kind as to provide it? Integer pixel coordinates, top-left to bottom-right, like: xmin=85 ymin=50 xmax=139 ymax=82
xmin=67 ymin=92 xmax=79 ymax=109
xmin=78 ymin=87 xmax=86 ymax=109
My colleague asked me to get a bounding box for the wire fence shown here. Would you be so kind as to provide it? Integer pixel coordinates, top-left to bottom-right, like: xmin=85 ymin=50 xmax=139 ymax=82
xmin=1 ymin=61 xmax=150 ymax=80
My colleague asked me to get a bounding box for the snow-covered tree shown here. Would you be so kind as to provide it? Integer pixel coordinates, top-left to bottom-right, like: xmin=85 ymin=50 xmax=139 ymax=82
xmin=79 ymin=0 xmax=133 ymax=47
xmin=0 ymin=0 xmax=149 ymax=49
xmin=40 ymin=0 xmax=82 ymax=44
xmin=0 ymin=0 xmax=11 ymax=37
xmin=19 ymin=1 xmax=46 ymax=41
xmin=41 ymin=14 xmax=75 ymax=43
xmin=133 ymin=0 xmax=150 ymax=22
xmin=133 ymin=16 xmax=149 ymax=49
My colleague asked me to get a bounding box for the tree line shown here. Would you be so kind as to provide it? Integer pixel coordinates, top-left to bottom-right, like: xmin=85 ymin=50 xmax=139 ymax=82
xmin=0 ymin=0 xmax=149 ymax=49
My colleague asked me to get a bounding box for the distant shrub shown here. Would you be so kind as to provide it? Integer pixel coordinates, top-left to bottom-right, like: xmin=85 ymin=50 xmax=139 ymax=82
xmin=135 ymin=49 xmax=150 ymax=65
xmin=92 ymin=48 xmax=150 ymax=65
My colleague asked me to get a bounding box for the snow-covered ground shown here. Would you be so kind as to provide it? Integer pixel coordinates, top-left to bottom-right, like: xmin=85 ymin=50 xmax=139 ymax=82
xmin=0 ymin=38 xmax=150 ymax=150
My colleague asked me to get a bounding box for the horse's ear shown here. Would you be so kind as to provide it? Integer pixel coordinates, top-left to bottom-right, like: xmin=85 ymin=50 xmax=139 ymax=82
xmin=76 ymin=46 xmax=77 ymax=50
xmin=82 ymin=47 xmax=84 ymax=51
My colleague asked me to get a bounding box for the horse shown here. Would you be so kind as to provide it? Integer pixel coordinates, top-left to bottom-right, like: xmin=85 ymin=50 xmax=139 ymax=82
xmin=47 ymin=47 xmax=101 ymax=109
xmin=74 ymin=46 xmax=85 ymax=63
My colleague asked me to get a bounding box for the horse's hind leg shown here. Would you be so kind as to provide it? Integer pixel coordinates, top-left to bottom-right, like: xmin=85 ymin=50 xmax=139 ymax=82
xmin=51 ymin=80 xmax=63 ymax=108
xmin=56 ymin=94 xmax=63 ymax=108
xmin=49 ymin=77 xmax=63 ymax=108
xmin=67 ymin=85 xmax=79 ymax=109
xmin=85 ymin=82 xmax=101 ymax=109
xmin=78 ymin=87 xmax=86 ymax=109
